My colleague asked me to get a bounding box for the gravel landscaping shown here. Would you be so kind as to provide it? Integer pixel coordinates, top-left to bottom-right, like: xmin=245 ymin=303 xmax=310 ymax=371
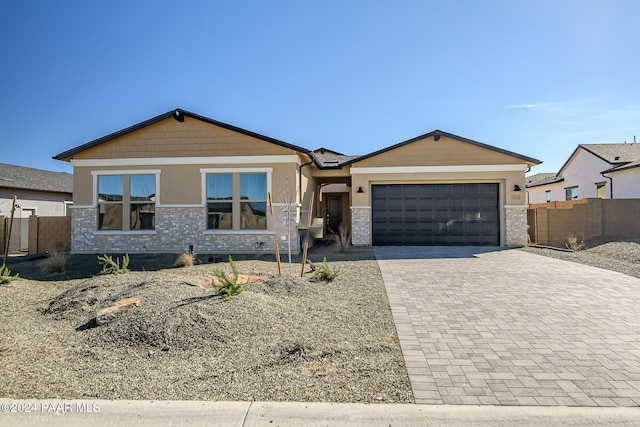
xmin=0 ymin=246 xmax=413 ymax=403
xmin=519 ymin=237 xmax=640 ymax=279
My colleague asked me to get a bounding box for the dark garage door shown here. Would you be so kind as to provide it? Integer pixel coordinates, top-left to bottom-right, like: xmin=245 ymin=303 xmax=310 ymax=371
xmin=372 ymin=183 xmax=499 ymax=246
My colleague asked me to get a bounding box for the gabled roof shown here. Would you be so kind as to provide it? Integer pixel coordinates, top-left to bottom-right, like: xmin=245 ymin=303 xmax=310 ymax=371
xmin=0 ymin=163 xmax=72 ymax=194
xmin=581 ymin=143 xmax=640 ymax=164
xmin=557 ymin=143 xmax=640 ymax=177
xmin=54 ymin=108 xmax=313 ymax=161
xmin=603 ymin=160 xmax=640 ymax=173
xmin=525 ymin=172 xmax=564 ymax=188
xmin=312 ymin=148 xmax=361 ymax=168
xmin=339 ymin=130 xmax=542 ymax=167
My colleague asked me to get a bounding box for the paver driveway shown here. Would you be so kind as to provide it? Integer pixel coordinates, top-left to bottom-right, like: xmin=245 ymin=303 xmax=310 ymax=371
xmin=375 ymin=247 xmax=640 ymax=406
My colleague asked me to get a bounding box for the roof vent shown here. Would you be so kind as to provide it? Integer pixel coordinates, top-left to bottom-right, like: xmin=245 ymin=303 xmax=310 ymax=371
xmin=615 ymin=156 xmax=620 ymax=161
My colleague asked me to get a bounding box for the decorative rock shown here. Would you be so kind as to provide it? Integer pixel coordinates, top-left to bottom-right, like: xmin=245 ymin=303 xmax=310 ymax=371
xmin=95 ymin=297 xmax=141 ymax=326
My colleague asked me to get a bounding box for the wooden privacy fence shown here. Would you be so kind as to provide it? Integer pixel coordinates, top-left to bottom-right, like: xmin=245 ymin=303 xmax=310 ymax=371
xmin=528 ymin=198 xmax=640 ymax=247
xmin=1 ymin=215 xmax=71 ymax=254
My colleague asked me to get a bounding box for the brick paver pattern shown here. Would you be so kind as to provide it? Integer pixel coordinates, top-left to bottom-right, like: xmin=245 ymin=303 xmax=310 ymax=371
xmin=375 ymin=247 xmax=640 ymax=406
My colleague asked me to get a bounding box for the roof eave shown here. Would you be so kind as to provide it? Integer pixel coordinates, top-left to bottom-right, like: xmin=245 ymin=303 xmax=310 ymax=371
xmin=340 ymin=130 xmax=542 ymax=167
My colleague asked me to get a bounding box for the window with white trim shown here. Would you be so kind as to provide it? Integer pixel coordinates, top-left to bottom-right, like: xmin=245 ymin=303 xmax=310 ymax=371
xmin=97 ymin=174 xmax=156 ymax=230
xmin=565 ymin=187 xmax=578 ymax=201
xmin=206 ymin=172 xmax=267 ymax=230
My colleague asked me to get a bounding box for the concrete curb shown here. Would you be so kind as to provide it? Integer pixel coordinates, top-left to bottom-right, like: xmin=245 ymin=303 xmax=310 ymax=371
xmin=1 ymin=400 xmax=639 ymax=426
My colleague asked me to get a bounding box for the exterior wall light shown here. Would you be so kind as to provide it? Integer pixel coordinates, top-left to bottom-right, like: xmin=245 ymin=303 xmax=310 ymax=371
xmin=357 ymin=186 xmax=364 ymax=193
xmin=514 ymin=185 xmax=522 ymax=191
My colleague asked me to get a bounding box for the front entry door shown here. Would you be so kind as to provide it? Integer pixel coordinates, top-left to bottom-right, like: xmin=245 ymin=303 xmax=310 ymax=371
xmin=326 ymin=195 xmax=343 ymax=234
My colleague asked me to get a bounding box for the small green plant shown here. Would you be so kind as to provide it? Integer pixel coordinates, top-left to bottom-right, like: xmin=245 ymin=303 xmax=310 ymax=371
xmin=97 ymin=254 xmax=130 ymax=275
xmin=0 ymin=264 xmax=19 ymax=285
xmin=566 ymin=234 xmax=585 ymax=251
xmin=213 ymin=256 xmax=246 ymax=299
xmin=314 ymin=257 xmax=340 ymax=282
xmin=173 ymin=252 xmax=196 ymax=268
xmin=41 ymin=250 xmax=68 ymax=273
xmin=331 ymin=224 xmax=352 ymax=253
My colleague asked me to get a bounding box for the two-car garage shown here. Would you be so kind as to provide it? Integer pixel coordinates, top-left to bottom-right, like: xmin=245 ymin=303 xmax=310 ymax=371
xmin=371 ymin=183 xmax=500 ymax=246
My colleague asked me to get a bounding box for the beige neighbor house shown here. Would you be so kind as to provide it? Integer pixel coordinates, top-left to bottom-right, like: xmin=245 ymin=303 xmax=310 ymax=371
xmin=54 ymin=109 xmax=541 ymax=254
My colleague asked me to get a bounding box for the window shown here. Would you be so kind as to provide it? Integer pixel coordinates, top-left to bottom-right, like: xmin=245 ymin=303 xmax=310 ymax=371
xmin=240 ymin=173 xmax=267 ymax=229
xmin=596 ymin=183 xmax=606 ymax=199
xmin=97 ymin=173 xmax=156 ymax=231
xmin=206 ymin=172 xmax=267 ymax=230
xmin=565 ymin=187 xmax=578 ymax=201
xmin=206 ymin=174 xmax=233 ymax=229
xmin=545 ymin=190 xmax=551 ymax=202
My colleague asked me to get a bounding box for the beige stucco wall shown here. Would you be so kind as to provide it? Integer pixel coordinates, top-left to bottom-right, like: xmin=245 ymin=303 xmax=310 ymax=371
xmin=73 ymin=162 xmax=300 ymax=206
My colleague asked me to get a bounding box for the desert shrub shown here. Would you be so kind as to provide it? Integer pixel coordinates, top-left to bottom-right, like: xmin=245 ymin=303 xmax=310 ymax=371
xmin=0 ymin=264 xmax=19 ymax=285
xmin=331 ymin=224 xmax=352 ymax=253
xmin=566 ymin=234 xmax=585 ymax=251
xmin=41 ymin=250 xmax=67 ymax=273
xmin=282 ymin=334 xmax=308 ymax=359
xmin=314 ymin=257 xmax=340 ymax=282
xmin=173 ymin=252 xmax=196 ymax=268
xmin=97 ymin=254 xmax=130 ymax=275
xmin=213 ymin=256 xmax=245 ymax=299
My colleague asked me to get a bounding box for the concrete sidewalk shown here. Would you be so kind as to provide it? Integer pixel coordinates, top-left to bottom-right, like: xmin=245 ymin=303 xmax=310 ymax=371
xmin=1 ymin=399 xmax=639 ymax=426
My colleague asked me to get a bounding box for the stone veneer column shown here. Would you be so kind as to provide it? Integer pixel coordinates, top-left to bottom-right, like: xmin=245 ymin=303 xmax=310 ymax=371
xmin=71 ymin=207 xmax=97 ymax=252
xmin=504 ymin=205 xmax=528 ymax=247
xmin=350 ymin=206 xmax=371 ymax=246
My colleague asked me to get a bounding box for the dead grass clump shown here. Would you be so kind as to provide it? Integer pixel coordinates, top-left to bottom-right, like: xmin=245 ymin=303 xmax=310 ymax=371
xmin=41 ymin=250 xmax=68 ymax=273
xmin=566 ymin=234 xmax=586 ymax=251
xmin=173 ymin=252 xmax=196 ymax=268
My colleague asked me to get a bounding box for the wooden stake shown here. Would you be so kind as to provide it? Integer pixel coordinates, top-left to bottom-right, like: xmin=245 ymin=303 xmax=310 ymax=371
xmin=300 ymin=191 xmax=315 ymax=277
xmin=268 ymin=192 xmax=282 ymax=276
xmin=2 ymin=196 xmax=17 ymax=268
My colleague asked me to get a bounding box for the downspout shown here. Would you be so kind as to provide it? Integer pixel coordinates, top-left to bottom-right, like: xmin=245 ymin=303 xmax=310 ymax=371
xmin=298 ymin=155 xmax=314 ymax=205
xmin=600 ymin=171 xmax=613 ymax=198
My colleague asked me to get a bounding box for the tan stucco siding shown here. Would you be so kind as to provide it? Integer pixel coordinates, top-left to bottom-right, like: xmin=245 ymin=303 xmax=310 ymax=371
xmin=353 ymin=135 xmax=524 ymax=167
xmin=70 ymin=116 xmax=297 ymax=159
xmin=72 ymin=162 xmax=300 ymax=206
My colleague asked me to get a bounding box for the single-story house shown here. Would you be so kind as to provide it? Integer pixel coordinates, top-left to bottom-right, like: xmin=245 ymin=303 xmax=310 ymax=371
xmin=0 ymin=163 xmax=73 ymax=251
xmin=527 ymin=143 xmax=640 ymax=203
xmin=54 ymin=108 xmax=540 ymax=253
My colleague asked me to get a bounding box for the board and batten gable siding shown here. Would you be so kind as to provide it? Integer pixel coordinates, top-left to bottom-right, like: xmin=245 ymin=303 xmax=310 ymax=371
xmin=353 ymin=135 xmax=524 ymax=168
xmin=69 ymin=115 xmax=296 ymax=159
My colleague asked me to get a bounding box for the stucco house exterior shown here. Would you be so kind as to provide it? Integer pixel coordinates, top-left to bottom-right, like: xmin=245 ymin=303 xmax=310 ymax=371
xmin=54 ymin=108 xmax=540 ymax=253
xmin=527 ymin=144 xmax=640 ymax=204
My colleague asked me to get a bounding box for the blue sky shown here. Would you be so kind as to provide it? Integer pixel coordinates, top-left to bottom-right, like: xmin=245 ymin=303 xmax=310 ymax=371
xmin=2 ymin=1 xmax=639 ymax=175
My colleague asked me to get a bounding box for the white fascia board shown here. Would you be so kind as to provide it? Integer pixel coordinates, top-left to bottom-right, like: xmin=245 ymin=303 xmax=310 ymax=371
xmin=350 ymin=164 xmax=528 ymax=174
xmin=72 ymin=155 xmax=300 ymax=168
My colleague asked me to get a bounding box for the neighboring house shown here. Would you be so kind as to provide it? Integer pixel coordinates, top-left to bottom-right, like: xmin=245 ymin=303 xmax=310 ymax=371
xmin=527 ymin=144 xmax=640 ymax=204
xmin=53 ymin=108 xmax=540 ymax=254
xmin=0 ymin=163 xmax=73 ymax=251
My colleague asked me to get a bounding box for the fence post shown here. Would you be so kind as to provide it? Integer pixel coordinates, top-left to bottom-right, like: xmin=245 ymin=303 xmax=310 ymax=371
xmin=28 ymin=215 xmax=39 ymax=254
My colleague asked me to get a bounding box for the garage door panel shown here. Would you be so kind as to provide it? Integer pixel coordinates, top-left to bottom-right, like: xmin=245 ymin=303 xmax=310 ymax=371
xmin=372 ymin=184 xmax=499 ymax=246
